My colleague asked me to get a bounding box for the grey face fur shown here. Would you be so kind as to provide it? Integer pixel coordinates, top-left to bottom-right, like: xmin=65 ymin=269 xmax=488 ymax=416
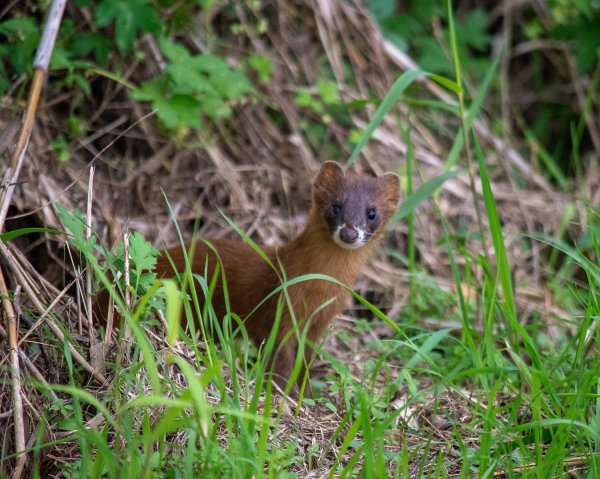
xmin=312 ymin=161 xmax=401 ymax=250
xmin=322 ymin=175 xmax=383 ymax=250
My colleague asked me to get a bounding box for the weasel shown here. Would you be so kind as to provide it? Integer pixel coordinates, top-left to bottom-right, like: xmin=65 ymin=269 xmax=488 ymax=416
xmin=154 ymin=161 xmax=401 ymax=389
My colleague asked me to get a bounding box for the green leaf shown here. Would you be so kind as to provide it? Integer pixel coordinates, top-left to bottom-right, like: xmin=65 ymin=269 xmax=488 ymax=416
xmin=68 ymin=32 xmax=112 ymax=66
xmin=51 ymin=137 xmax=71 ymax=163
xmin=295 ymin=88 xmax=322 ymax=113
xmin=67 ymin=72 xmax=92 ymax=98
xmin=136 ymin=271 xmax=158 ymax=293
xmin=524 ymin=127 xmax=569 ymax=189
xmin=96 ymin=0 xmax=161 ymax=54
xmin=153 ymin=94 xmax=202 ymax=129
xmin=202 ymin=96 xmax=231 ymax=119
xmin=164 ymin=279 xmax=181 ymax=346
xmin=55 ymin=203 xmax=96 ymax=256
xmin=473 ymin=134 xmax=546 ymax=380
xmin=128 ymin=231 xmax=158 ymax=271
xmin=159 ymin=37 xmax=193 ymax=64
xmin=191 ymin=54 xmax=228 ymax=74
xmin=248 ymin=54 xmax=273 ymax=83
xmin=552 ymin=19 xmax=600 ymax=74
xmin=0 ymin=17 xmax=39 ymax=74
xmin=367 ymin=0 xmax=396 ymax=20
xmin=391 ymin=169 xmax=463 ymax=224
xmin=49 ymin=47 xmax=72 ymax=70
xmin=132 ymin=75 xmax=170 ymax=101
xmin=134 ymin=38 xmax=254 ymax=130
xmin=168 ymin=61 xmax=216 ymax=95
xmin=214 ymin=69 xmax=253 ymax=99
xmin=317 ymin=79 xmax=340 ymax=105
xmin=414 ymin=37 xmax=453 ymax=77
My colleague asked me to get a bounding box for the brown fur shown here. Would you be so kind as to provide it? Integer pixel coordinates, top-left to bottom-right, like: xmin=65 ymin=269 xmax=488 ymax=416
xmin=99 ymin=161 xmax=400 ymax=389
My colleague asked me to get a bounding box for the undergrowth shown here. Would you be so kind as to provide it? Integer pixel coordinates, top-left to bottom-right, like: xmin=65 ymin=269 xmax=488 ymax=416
xmin=18 ymin=172 xmax=599 ymax=477
xmin=1 ymin=0 xmax=599 ymax=477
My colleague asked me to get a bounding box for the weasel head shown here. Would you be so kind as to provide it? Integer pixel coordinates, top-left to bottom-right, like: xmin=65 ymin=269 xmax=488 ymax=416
xmin=311 ymin=161 xmax=401 ymax=250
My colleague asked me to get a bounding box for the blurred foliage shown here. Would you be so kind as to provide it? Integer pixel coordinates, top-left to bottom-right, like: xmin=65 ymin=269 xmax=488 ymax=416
xmin=368 ymin=1 xmax=491 ymax=81
xmin=368 ymin=0 xmax=600 ymax=179
xmin=368 ymin=0 xmax=600 ymax=77
xmin=0 ymin=0 xmax=261 ymax=138
xmin=0 ymin=16 xmax=40 ymax=92
xmin=0 ymin=0 xmax=598 ymax=174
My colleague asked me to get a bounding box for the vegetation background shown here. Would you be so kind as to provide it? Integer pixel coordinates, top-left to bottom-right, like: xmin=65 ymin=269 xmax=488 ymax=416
xmin=0 ymin=0 xmax=599 ymax=477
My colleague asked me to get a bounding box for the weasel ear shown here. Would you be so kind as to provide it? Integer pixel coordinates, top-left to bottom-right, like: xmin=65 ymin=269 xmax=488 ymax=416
xmin=314 ymin=161 xmax=345 ymax=189
xmin=379 ymin=172 xmax=401 ymax=207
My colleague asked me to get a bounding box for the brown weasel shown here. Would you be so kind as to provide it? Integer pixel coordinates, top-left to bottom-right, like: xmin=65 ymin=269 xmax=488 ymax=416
xmin=154 ymin=161 xmax=401 ymax=388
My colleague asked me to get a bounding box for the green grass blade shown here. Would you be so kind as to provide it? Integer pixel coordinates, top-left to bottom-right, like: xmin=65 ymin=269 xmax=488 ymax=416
xmin=524 ymin=127 xmax=569 ymax=189
xmin=445 ymin=51 xmax=501 ymax=171
xmin=347 ymin=69 xmax=428 ymax=166
xmin=404 ymin=118 xmax=416 ymax=307
xmin=0 ymin=227 xmax=65 ymax=242
xmin=473 ymin=135 xmax=516 ymax=321
xmin=391 ymin=169 xmax=463 ymax=225
xmin=163 ymin=278 xmax=182 ymax=346
xmin=428 ymin=73 xmax=462 ymax=94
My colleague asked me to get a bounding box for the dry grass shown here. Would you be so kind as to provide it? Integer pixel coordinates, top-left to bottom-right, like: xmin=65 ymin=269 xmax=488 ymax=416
xmin=0 ymin=1 xmax=597 ymax=476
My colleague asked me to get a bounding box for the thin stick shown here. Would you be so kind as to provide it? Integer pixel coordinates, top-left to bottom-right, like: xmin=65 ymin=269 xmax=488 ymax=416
xmin=0 ymin=271 xmax=26 ymax=478
xmin=104 ymin=294 xmax=115 ymax=352
xmin=124 ymin=232 xmax=133 ymax=353
xmin=86 ymin=167 xmax=97 ymax=351
xmin=116 ymin=232 xmax=132 ymax=367
xmin=124 ymin=232 xmax=131 ymax=311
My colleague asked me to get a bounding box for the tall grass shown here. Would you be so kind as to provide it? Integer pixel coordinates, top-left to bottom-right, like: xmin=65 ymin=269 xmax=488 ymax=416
xmin=19 ymin=151 xmax=598 ymax=477
xmin=34 ymin=185 xmax=599 ymax=477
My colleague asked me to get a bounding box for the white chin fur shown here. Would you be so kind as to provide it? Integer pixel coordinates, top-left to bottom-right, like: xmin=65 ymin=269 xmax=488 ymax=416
xmin=332 ymin=226 xmax=368 ymax=250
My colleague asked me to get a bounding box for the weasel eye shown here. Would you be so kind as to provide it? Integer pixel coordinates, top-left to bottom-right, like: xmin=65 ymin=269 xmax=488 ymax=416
xmin=330 ymin=204 xmax=341 ymax=216
xmin=367 ymin=208 xmax=377 ymax=220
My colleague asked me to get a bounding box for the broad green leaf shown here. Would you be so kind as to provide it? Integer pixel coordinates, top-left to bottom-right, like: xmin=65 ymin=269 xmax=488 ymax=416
xmin=153 ymin=94 xmax=202 ymax=130
xmin=215 ymin=69 xmax=253 ymax=99
xmin=55 ymin=203 xmax=96 ymax=255
xmin=192 ymin=54 xmax=227 ymax=74
xmin=132 ymin=75 xmax=169 ymax=102
xmin=96 ymin=0 xmax=160 ymax=54
xmin=159 ymin=37 xmax=192 ymax=64
xmin=128 ymin=231 xmax=158 ymax=271
xmin=0 ymin=17 xmax=39 ymax=74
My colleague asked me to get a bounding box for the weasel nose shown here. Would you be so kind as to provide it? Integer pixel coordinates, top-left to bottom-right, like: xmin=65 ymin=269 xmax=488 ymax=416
xmin=339 ymin=226 xmax=359 ymax=244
